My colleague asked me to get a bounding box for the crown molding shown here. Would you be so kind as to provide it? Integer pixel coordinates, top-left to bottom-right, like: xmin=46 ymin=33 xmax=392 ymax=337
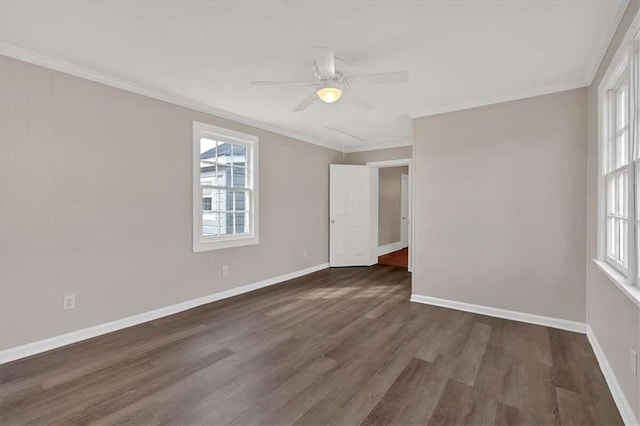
xmin=0 ymin=43 xmax=350 ymax=153
xmin=584 ymin=0 xmax=630 ymax=86
xmin=409 ymin=80 xmax=588 ymax=120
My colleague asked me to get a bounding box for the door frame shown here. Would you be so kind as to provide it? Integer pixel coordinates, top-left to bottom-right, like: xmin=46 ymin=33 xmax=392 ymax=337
xmin=367 ymin=158 xmax=414 ymax=277
xmin=400 ymin=173 xmax=409 ymax=248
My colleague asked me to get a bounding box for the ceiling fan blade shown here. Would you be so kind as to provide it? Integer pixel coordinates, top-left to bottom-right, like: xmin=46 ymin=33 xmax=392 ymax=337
xmin=313 ymin=46 xmax=335 ymax=78
xmin=348 ymin=93 xmax=374 ymax=111
xmin=325 ymin=127 xmax=366 ymax=142
xmin=347 ymin=71 xmax=409 ymax=85
xmin=292 ymin=91 xmax=318 ymax=112
xmin=251 ymin=80 xmax=314 ymax=86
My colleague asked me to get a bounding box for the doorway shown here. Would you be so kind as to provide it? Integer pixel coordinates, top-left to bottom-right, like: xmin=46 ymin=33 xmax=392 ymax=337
xmin=328 ymin=159 xmax=412 ymax=271
xmin=374 ymin=166 xmax=409 ymax=269
xmin=368 ymin=159 xmax=412 ymax=272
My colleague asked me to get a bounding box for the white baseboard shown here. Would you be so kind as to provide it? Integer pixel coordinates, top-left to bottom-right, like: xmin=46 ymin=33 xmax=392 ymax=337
xmin=378 ymin=241 xmax=406 ymax=256
xmin=0 ymin=263 xmax=329 ymax=364
xmin=587 ymin=326 xmax=639 ymax=426
xmin=410 ymin=294 xmax=587 ymax=333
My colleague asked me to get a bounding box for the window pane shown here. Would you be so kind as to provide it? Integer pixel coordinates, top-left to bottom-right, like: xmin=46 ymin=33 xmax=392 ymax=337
xmin=636 ymin=163 xmax=640 ymax=221
xmin=232 ymin=190 xmax=248 ymax=212
xmin=203 ymin=211 xmax=219 ymax=237
xmin=617 ymin=130 xmax=628 ymax=167
xmin=619 ymin=219 xmax=627 ymax=264
xmin=217 ymin=142 xmax=233 ymax=166
xmin=619 ymin=172 xmax=628 ymax=218
xmin=201 ymin=176 xmax=216 ymax=187
xmin=219 ymin=212 xmax=233 ymax=235
xmin=608 ymin=218 xmax=615 ymax=257
xmin=200 ymin=138 xmax=218 ymax=185
xmin=202 ymin=187 xmax=218 ymax=237
xmin=203 ymin=169 xmax=220 ymax=187
xmin=615 ymin=218 xmax=621 ymax=259
xmin=233 ymin=144 xmax=247 ymax=167
xmin=618 ymin=86 xmax=628 ymax=130
xmin=216 ymin=165 xmax=230 ymax=188
xmin=608 ymin=175 xmax=618 ymax=215
xmin=233 ymin=212 xmax=250 ymax=235
xmin=217 ymin=189 xmax=230 ymax=212
xmin=232 ymin=167 xmax=247 ymax=188
xmin=200 ymin=137 xmax=216 ymax=156
xmin=607 ymin=126 xmax=616 ymax=172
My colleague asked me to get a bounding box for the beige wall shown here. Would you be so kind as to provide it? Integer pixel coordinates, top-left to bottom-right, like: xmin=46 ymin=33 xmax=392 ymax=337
xmin=346 ymin=145 xmax=412 ymax=165
xmin=0 ymin=56 xmax=344 ymax=350
xmin=378 ymin=166 xmax=408 ymax=246
xmin=587 ymin=2 xmax=640 ymax=419
xmin=413 ymin=88 xmax=588 ymax=322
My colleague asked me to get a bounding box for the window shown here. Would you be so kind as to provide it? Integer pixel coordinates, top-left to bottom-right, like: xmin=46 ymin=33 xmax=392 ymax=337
xmin=604 ymin=70 xmax=631 ymax=274
xmin=192 ymin=121 xmax=258 ymax=252
xmin=599 ymin=34 xmax=639 ymax=287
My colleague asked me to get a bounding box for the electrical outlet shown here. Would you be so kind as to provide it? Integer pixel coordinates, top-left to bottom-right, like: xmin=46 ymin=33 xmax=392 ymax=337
xmin=631 ymin=348 xmax=638 ymax=376
xmin=302 ymin=249 xmax=308 ymax=258
xmin=63 ymin=294 xmax=76 ymax=311
xmin=222 ymin=265 xmax=229 ymax=277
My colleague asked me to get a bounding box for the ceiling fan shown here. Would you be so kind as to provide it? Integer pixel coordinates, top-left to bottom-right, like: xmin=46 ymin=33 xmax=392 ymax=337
xmin=251 ymin=47 xmax=409 ymax=112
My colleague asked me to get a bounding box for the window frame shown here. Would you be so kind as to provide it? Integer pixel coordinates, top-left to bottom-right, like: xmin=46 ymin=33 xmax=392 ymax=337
xmin=604 ymin=68 xmax=632 ymax=276
xmin=598 ymin=29 xmax=640 ymax=289
xmin=192 ymin=121 xmax=259 ymax=252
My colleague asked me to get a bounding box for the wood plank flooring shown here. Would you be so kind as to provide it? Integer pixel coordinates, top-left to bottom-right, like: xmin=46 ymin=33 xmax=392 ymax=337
xmin=0 ymin=265 xmax=622 ymax=425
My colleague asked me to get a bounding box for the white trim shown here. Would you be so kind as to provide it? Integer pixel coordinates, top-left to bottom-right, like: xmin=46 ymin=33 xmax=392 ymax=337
xmin=367 ymin=159 xmax=412 ymax=168
xmin=587 ymin=326 xmax=640 ymax=426
xmin=585 ymin=0 xmax=630 ymax=85
xmin=378 ymin=241 xmax=405 ymax=256
xmin=0 ymin=263 xmax=329 ymax=364
xmin=410 ymin=294 xmax=587 ymax=333
xmin=0 ymin=44 xmax=343 ymax=153
xmin=593 ymin=259 xmax=640 ymax=308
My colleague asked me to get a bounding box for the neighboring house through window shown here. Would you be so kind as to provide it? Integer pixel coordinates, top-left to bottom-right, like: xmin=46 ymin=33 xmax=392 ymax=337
xmin=192 ymin=121 xmax=259 ymax=252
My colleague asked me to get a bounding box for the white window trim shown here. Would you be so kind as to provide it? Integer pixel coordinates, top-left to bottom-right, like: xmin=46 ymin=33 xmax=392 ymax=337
xmin=192 ymin=121 xmax=259 ymax=252
xmin=596 ymin=11 xmax=640 ymax=307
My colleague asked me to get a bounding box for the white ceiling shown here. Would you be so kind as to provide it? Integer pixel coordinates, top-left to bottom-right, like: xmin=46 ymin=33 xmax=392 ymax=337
xmin=0 ymin=1 xmax=628 ymax=152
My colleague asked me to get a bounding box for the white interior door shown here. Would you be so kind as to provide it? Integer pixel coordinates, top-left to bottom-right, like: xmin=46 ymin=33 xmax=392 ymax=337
xmin=330 ymin=164 xmax=377 ymax=267
xmin=401 ymin=174 xmax=409 ymax=248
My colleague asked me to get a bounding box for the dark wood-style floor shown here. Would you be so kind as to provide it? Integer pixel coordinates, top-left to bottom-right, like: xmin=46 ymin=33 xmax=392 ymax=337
xmin=0 ymin=265 xmax=622 ymax=425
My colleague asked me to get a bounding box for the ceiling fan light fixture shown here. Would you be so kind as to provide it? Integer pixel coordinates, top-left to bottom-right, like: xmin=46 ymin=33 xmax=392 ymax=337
xmin=316 ymin=86 xmax=343 ymax=103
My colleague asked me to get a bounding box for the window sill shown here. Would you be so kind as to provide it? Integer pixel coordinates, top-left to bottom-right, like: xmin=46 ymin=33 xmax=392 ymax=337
xmin=193 ymin=235 xmax=259 ymax=253
xmin=592 ymin=259 xmax=640 ymax=308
